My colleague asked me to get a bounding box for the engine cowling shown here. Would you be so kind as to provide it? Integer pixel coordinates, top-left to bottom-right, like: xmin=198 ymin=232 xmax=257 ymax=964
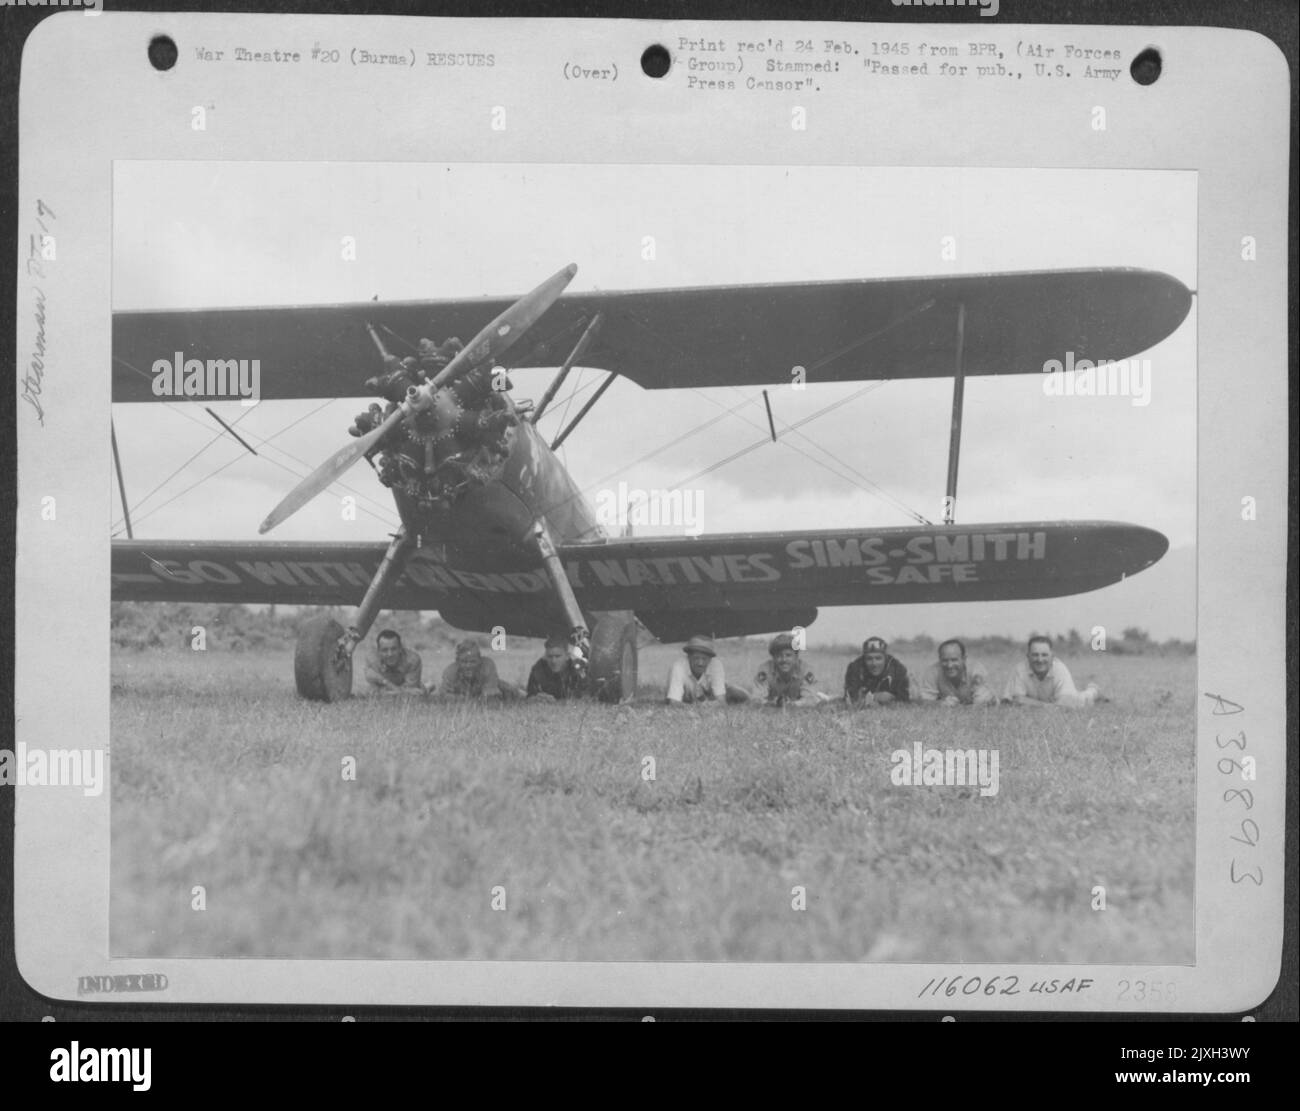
xmin=356 ymin=346 xmax=520 ymax=525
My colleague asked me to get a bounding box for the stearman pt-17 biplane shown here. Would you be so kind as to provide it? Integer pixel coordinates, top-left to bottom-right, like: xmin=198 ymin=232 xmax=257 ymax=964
xmin=111 ymin=264 xmax=1192 ymax=701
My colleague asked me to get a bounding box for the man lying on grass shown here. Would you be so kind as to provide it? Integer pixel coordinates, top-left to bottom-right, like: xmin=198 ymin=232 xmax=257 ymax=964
xmin=437 ymin=639 xmax=522 ymax=702
xmin=1003 ymin=635 xmax=1105 ymax=708
xmin=917 ymin=638 xmax=997 ymax=706
xmin=526 ymin=636 xmax=589 ymax=702
xmin=753 ymin=633 xmax=831 ymax=708
xmin=843 ymin=636 xmax=911 ymax=706
xmin=665 ymin=635 xmax=750 ymax=707
xmin=364 ymin=630 xmax=426 ymax=696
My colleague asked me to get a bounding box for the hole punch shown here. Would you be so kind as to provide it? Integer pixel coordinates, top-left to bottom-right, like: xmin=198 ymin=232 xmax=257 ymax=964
xmin=640 ymin=44 xmax=670 ymax=79
xmin=148 ymin=34 xmax=178 ymax=72
xmin=1130 ymin=46 xmax=1161 ymax=86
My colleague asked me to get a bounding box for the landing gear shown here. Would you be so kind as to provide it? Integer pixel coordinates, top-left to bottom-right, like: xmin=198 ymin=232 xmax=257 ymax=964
xmin=294 ymin=617 xmax=354 ymax=702
xmin=530 ymin=518 xmax=592 ymax=659
xmin=590 ymin=613 xmax=639 ymax=703
xmin=294 ymin=527 xmax=416 ymax=702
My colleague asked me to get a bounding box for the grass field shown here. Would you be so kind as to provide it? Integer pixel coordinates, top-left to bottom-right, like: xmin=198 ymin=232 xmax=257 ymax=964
xmin=110 ymin=642 xmax=1195 ymax=963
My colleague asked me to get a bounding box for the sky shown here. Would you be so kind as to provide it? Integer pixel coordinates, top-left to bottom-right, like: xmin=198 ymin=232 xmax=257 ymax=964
xmin=111 ymin=162 xmax=1197 ymax=640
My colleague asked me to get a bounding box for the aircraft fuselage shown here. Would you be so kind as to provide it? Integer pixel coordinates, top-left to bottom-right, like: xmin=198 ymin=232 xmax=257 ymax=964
xmin=392 ymin=413 xmax=606 ymax=570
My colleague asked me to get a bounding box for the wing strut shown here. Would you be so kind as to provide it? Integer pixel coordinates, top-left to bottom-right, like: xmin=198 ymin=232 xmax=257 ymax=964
xmin=110 ymin=419 xmax=133 ymax=540
xmin=531 ymin=312 xmax=605 ymax=424
xmin=550 ymin=370 xmax=618 ymax=451
xmin=943 ymin=302 xmax=967 ymax=525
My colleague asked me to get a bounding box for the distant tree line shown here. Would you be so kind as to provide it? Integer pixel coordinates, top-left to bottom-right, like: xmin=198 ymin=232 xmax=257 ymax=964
xmin=111 ymin=603 xmax=1195 ymax=657
xmin=849 ymin=627 xmax=1195 ymax=658
xmin=111 ymin=602 xmax=483 ymax=654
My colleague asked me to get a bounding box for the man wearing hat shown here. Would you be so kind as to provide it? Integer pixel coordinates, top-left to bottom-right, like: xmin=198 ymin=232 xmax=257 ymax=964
xmin=752 ymin=633 xmax=827 ymax=707
xmin=666 ymin=635 xmax=749 ymax=706
xmin=844 ymin=636 xmax=911 ymax=706
xmin=437 ymin=638 xmax=519 ymax=702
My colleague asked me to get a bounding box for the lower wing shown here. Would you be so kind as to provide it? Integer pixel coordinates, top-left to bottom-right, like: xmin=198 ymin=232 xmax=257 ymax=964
xmin=111 ymin=521 xmax=1166 ymax=641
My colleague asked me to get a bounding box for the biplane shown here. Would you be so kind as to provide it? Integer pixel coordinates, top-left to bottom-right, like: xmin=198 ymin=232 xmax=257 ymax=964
xmin=110 ymin=265 xmax=1193 ymax=701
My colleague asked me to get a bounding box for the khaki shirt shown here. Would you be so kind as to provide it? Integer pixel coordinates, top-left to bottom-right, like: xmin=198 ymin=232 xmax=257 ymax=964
xmin=753 ymin=659 xmax=823 ymax=706
xmin=365 ymin=646 xmax=423 ymax=691
xmin=918 ymin=661 xmax=996 ymax=705
xmin=439 ymin=657 xmax=503 ymax=699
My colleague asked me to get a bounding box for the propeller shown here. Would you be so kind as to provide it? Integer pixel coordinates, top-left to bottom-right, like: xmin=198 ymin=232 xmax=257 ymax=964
xmin=259 ymin=263 xmax=578 ymax=534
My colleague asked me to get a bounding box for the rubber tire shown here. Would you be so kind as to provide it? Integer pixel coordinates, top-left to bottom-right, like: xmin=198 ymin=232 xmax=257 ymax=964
xmin=294 ymin=617 xmax=354 ymax=702
xmin=589 ymin=614 xmax=639 ymax=704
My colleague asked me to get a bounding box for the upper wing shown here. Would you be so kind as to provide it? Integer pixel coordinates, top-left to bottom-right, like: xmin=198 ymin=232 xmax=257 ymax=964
xmin=112 ymin=269 xmax=1192 ymax=402
xmin=112 ymin=521 xmax=1167 ymax=643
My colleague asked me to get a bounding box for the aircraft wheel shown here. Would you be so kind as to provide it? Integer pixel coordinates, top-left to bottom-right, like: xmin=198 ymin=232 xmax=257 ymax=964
xmin=589 ymin=614 xmax=639 ymax=704
xmin=294 ymin=617 xmax=353 ymax=702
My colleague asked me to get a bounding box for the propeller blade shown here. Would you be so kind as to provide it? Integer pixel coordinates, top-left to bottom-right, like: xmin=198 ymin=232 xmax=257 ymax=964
xmin=426 ymin=262 xmax=579 ymax=391
xmin=257 ymin=264 xmax=578 ymax=535
xmin=258 ymin=406 xmax=403 ymax=534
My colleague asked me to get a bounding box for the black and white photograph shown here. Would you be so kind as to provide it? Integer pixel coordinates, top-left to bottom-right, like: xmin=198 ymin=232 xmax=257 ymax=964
xmin=9 ymin=12 xmax=1289 ymax=1016
xmin=106 ymin=161 xmax=1197 ymax=966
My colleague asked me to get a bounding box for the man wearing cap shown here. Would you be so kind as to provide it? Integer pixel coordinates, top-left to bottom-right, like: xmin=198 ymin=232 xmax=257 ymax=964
xmin=917 ymin=638 xmax=997 ymax=706
xmin=752 ymin=633 xmax=827 ymax=707
xmin=843 ymin=636 xmax=911 ymax=706
xmin=1003 ymin=635 xmax=1103 ymax=708
xmin=526 ymin=635 xmax=589 ymax=702
xmin=666 ymin=635 xmax=749 ymax=706
xmin=364 ymin=629 xmax=426 ymax=696
xmin=437 ymin=638 xmax=519 ymax=702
